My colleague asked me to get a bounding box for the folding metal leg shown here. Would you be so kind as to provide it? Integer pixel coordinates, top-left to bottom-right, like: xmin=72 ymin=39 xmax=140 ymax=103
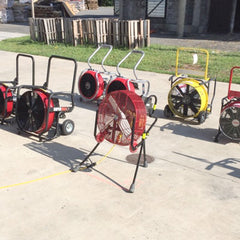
xmin=72 ymin=142 xmax=100 ymax=172
xmin=129 ymin=139 xmax=145 ymax=193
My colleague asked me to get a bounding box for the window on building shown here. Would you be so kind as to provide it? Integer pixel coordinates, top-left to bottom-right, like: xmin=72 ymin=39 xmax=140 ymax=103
xmin=147 ymin=0 xmax=166 ymax=18
xmin=114 ymin=0 xmax=166 ymax=18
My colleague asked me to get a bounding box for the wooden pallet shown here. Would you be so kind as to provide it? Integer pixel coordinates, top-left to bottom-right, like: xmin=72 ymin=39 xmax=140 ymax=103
xmin=29 ymin=17 xmax=150 ymax=48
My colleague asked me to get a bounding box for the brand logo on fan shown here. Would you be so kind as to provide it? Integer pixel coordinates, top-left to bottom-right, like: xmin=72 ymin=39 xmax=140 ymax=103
xmin=232 ymin=119 xmax=240 ymax=127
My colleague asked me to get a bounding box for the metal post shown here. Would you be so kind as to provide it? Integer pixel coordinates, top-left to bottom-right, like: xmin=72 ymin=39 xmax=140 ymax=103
xmin=177 ymin=0 xmax=187 ymax=37
xmin=230 ymin=0 xmax=238 ymax=33
xmin=31 ymin=0 xmax=35 ymax=19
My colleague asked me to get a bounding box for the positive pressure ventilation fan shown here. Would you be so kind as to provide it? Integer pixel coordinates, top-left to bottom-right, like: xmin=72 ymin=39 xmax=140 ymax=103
xmin=72 ymin=90 xmax=158 ymax=193
xmin=16 ymin=89 xmax=56 ymax=134
xmin=96 ymin=90 xmax=147 ymax=146
xmin=167 ymin=79 xmax=208 ymax=121
xmin=105 ymin=77 xmax=135 ymax=95
xmin=219 ymin=101 xmax=240 ymax=140
xmin=0 ymin=84 xmax=13 ymax=118
xmin=78 ymin=70 xmax=104 ymax=101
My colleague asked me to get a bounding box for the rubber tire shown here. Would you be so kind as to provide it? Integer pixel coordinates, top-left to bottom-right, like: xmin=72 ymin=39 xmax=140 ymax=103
xmin=164 ymin=105 xmax=174 ymax=118
xmin=61 ymin=119 xmax=75 ymax=135
xmin=197 ymin=111 xmax=206 ymax=124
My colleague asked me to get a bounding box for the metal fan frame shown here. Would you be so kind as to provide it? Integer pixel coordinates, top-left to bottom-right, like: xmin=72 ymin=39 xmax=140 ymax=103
xmin=78 ymin=44 xmax=116 ymax=102
xmin=16 ymin=55 xmax=77 ymax=142
xmin=168 ymin=77 xmax=209 ymax=118
xmin=215 ymin=66 xmax=240 ymax=142
xmin=106 ymin=49 xmax=150 ymax=98
xmin=0 ymin=54 xmax=35 ymax=124
xmin=78 ymin=69 xmax=105 ymax=101
xmin=71 ymin=90 xmax=158 ymax=193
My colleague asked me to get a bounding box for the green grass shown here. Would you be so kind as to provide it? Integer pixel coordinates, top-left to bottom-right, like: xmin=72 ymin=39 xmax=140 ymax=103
xmin=0 ymin=36 xmax=240 ymax=83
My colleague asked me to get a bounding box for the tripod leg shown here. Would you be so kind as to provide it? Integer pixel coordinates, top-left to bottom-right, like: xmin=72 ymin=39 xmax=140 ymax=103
xmin=142 ymin=141 xmax=148 ymax=168
xmin=129 ymin=140 xmax=144 ymax=193
xmin=214 ymin=128 xmax=221 ymax=142
xmin=72 ymin=142 xmax=100 ymax=172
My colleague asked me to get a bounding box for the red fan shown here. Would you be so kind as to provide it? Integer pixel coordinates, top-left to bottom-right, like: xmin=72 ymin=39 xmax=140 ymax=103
xmin=72 ymin=90 xmax=158 ymax=193
xmin=96 ymin=90 xmax=147 ymax=147
xmin=0 ymin=84 xmax=13 ymax=118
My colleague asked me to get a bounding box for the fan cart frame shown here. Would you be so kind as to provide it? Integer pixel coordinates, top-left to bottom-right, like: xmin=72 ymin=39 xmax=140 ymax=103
xmin=106 ymin=49 xmax=150 ymax=98
xmin=164 ymin=47 xmax=216 ymax=124
xmin=0 ymin=54 xmax=35 ymax=124
xmin=15 ymin=55 xmax=77 ymax=142
xmin=72 ymin=90 xmax=158 ymax=193
xmin=215 ymin=66 xmax=240 ymax=142
xmin=78 ymin=44 xmax=116 ymax=102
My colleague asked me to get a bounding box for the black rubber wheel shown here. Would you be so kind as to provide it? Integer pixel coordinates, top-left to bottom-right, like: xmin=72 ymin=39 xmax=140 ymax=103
xmin=197 ymin=111 xmax=206 ymax=124
xmin=164 ymin=105 xmax=174 ymax=118
xmin=61 ymin=119 xmax=75 ymax=135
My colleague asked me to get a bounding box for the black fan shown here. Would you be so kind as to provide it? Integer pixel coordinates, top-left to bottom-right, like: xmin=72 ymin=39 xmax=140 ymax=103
xmin=219 ymin=103 xmax=240 ymax=140
xmin=169 ymin=83 xmax=202 ymax=117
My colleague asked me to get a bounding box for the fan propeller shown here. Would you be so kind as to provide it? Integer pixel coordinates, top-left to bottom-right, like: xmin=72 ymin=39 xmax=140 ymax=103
xmin=78 ymin=70 xmax=104 ymax=101
xmin=169 ymin=83 xmax=202 ymax=117
xmin=16 ymin=90 xmax=55 ymax=134
xmin=220 ymin=102 xmax=240 ymax=140
xmin=96 ymin=90 xmax=147 ymax=146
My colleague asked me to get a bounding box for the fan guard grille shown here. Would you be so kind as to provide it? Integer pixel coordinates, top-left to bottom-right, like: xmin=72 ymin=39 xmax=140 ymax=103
xmin=78 ymin=70 xmax=104 ymax=100
xmin=168 ymin=79 xmax=208 ymax=118
xmin=220 ymin=101 xmax=240 ymax=140
xmin=97 ymin=90 xmax=146 ymax=145
xmin=16 ymin=90 xmax=56 ymax=134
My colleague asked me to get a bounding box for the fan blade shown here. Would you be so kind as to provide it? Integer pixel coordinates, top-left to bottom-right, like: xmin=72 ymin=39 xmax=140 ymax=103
xmin=108 ymin=95 xmax=132 ymax=138
xmin=176 ymin=85 xmax=184 ymax=96
xmin=189 ymin=102 xmax=198 ymax=114
xmin=183 ymin=104 xmax=188 ymax=116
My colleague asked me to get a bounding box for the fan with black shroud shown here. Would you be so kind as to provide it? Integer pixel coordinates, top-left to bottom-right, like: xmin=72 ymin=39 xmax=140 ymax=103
xmin=164 ymin=47 xmax=216 ymax=124
xmin=215 ymin=66 xmax=240 ymax=142
xmin=72 ymin=90 xmax=158 ymax=193
xmin=0 ymin=54 xmax=35 ymax=124
xmin=16 ymin=55 xmax=77 ymax=141
xmin=78 ymin=44 xmax=115 ymax=102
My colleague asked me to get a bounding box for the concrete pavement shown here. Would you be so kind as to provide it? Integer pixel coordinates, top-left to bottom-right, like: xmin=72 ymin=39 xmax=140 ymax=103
xmin=0 ymin=50 xmax=239 ymax=240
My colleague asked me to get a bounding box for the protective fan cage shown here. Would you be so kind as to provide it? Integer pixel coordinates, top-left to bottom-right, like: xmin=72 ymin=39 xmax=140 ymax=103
xmin=16 ymin=89 xmax=57 ymax=134
xmin=106 ymin=77 xmax=135 ymax=95
xmin=78 ymin=70 xmax=104 ymax=100
xmin=219 ymin=101 xmax=240 ymax=140
xmin=168 ymin=79 xmax=208 ymax=118
xmin=0 ymin=84 xmax=13 ymax=118
xmin=96 ymin=90 xmax=147 ymax=146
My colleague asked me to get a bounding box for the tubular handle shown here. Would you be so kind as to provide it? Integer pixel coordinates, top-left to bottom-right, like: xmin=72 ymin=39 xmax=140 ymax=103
xmin=228 ymin=66 xmax=240 ymax=97
xmin=116 ymin=50 xmax=145 ymax=80
xmin=16 ymin=53 xmax=35 ymax=86
xmin=44 ymin=55 xmax=77 ymax=94
xmin=87 ymin=44 xmax=113 ymax=72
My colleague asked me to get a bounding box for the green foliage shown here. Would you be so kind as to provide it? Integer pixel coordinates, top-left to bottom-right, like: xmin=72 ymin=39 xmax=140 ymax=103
xmin=0 ymin=36 xmax=240 ymax=83
xmin=99 ymin=0 xmax=113 ymax=6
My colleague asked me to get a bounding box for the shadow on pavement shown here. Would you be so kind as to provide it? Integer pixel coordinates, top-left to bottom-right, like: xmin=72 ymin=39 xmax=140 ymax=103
xmin=173 ymin=151 xmax=240 ymax=179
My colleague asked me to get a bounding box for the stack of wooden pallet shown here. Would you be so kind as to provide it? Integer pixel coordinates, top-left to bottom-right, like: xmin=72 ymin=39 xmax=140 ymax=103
xmin=29 ymin=17 xmax=151 ymax=48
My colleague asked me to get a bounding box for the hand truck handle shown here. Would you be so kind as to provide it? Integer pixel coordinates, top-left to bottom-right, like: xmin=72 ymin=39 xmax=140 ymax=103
xmin=116 ymin=50 xmax=145 ymax=80
xmin=228 ymin=66 xmax=240 ymax=98
xmin=45 ymin=55 xmax=77 ymax=95
xmin=16 ymin=53 xmax=35 ymax=86
xmin=87 ymin=44 xmax=113 ymax=72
